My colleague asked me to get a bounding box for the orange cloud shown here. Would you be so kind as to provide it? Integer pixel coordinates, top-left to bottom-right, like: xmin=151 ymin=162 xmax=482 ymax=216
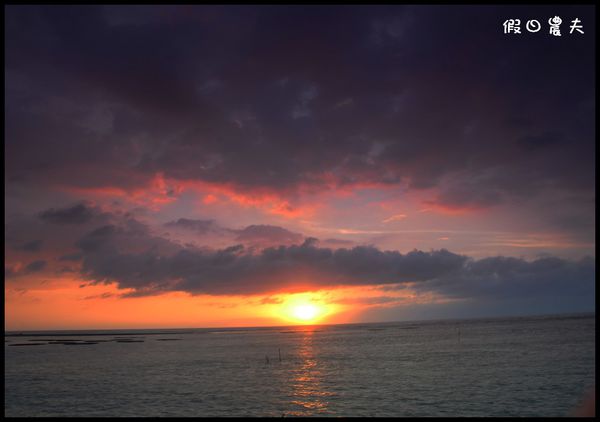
xmin=382 ymin=213 xmax=407 ymax=223
xmin=420 ymin=201 xmax=487 ymax=215
xmin=5 ymin=274 xmax=430 ymax=331
xmin=59 ymin=173 xmax=182 ymax=211
xmin=202 ymin=193 xmax=219 ymax=204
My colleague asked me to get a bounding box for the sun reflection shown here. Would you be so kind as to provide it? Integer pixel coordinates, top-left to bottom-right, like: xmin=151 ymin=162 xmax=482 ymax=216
xmin=288 ymin=329 xmax=336 ymax=416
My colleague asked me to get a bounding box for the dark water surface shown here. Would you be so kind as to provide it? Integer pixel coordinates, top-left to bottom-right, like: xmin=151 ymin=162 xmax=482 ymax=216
xmin=5 ymin=313 xmax=595 ymax=416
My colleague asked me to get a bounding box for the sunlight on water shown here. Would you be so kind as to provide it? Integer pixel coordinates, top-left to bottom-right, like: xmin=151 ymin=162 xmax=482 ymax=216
xmin=4 ymin=314 xmax=595 ymax=417
xmin=289 ymin=329 xmax=335 ymax=415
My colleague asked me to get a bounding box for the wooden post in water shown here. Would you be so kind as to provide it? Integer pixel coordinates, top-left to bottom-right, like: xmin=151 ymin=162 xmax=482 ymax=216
xmin=278 ymin=348 xmax=282 ymax=362
xmin=265 ymin=355 xmax=270 ymax=364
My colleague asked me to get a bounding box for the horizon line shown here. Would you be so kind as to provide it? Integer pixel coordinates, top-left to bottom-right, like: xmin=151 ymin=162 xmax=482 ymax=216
xmin=5 ymin=310 xmax=595 ymax=335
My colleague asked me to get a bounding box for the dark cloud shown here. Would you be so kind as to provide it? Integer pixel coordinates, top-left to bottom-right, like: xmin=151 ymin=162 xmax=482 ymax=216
xmin=426 ymin=182 xmax=505 ymax=209
xmin=19 ymin=240 xmax=43 ymax=252
xmin=164 ymin=218 xmax=222 ymax=235
xmin=5 ymin=266 xmax=18 ymax=278
xmin=5 ymin=260 xmax=48 ymax=278
xmin=5 ymin=5 xmax=594 ymax=225
xmin=233 ymin=225 xmax=304 ymax=245
xmin=164 ymin=220 xmax=307 ymax=247
xmin=77 ymin=229 xmax=468 ymax=295
xmin=25 ymin=260 xmax=47 ymax=272
xmin=517 ymin=131 xmax=564 ymax=152
xmin=83 ymin=292 xmax=115 ymax=300
xmin=323 ymin=238 xmax=355 ymax=246
xmin=414 ymin=255 xmax=595 ymax=302
xmin=58 ymin=253 xmax=83 ymax=261
xmin=5 ymin=201 xmax=594 ymax=314
xmin=71 ymin=219 xmax=594 ymax=309
xmin=5 ymin=204 xmax=122 ymax=283
xmin=337 ymin=296 xmax=406 ymax=306
xmin=39 ymin=202 xmax=99 ymax=225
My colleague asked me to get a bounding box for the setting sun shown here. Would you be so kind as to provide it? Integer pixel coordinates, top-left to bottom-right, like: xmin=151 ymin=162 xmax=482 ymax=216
xmin=275 ymin=293 xmax=335 ymax=324
xmin=292 ymin=303 xmax=319 ymax=321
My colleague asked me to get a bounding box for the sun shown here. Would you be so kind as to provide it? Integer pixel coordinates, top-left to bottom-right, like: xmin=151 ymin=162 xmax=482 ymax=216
xmin=276 ymin=294 xmax=332 ymax=324
xmin=292 ymin=303 xmax=319 ymax=321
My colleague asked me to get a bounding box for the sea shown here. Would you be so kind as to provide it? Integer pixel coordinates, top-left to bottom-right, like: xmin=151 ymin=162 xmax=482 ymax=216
xmin=4 ymin=313 xmax=595 ymax=417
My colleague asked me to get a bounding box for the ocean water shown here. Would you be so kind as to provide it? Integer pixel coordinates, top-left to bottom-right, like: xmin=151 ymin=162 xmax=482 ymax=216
xmin=5 ymin=313 xmax=595 ymax=417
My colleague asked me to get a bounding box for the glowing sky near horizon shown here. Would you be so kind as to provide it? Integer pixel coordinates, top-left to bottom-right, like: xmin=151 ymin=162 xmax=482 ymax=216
xmin=5 ymin=5 xmax=595 ymax=330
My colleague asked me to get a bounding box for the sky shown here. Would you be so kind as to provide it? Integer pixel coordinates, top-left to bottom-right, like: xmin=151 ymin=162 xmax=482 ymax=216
xmin=4 ymin=5 xmax=595 ymax=330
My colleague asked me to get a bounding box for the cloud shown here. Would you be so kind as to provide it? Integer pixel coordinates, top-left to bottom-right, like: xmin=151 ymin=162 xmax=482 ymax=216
xmin=73 ymin=219 xmax=468 ymax=294
xmin=3 ymin=6 xmax=595 ymax=320
xmin=162 ymin=219 xmax=306 ymax=247
xmin=336 ymin=296 xmax=407 ymax=306
xmin=259 ymin=296 xmax=284 ymax=305
xmin=58 ymin=253 xmax=83 ymax=261
xmin=5 ymin=260 xmax=48 ymax=278
xmin=517 ymin=131 xmax=564 ymax=152
xmin=25 ymin=260 xmax=47 ymax=272
xmin=5 ymin=265 xmax=19 ymax=278
xmin=39 ymin=202 xmax=99 ymax=225
xmin=414 ymin=255 xmax=595 ymax=302
xmin=77 ymin=236 xmax=468 ymax=295
xmin=164 ymin=218 xmax=222 ymax=235
xmin=18 ymin=240 xmax=43 ymax=252
xmin=233 ymin=225 xmax=304 ymax=245
xmin=5 ymin=5 xmax=594 ymax=227
xmin=70 ymin=218 xmax=594 ymax=308
xmin=383 ymin=214 xmax=407 ymax=223
xmin=321 ymin=238 xmax=355 ymax=247
xmin=5 ymin=200 xmax=594 ymax=315
xmin=83 ymin=292 xmax=115 ymax=300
